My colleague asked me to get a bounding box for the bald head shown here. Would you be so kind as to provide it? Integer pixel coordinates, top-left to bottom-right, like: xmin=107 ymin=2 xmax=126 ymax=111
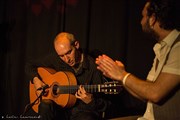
xmin=54 ymin=32 xmax=80 ymax=67
xmin=54 ymin=32 xmax=76 ymax=46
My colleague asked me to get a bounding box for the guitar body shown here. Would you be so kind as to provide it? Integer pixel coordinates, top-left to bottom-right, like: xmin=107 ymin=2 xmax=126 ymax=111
xmin=29 ymin=67 xmax=77 ymax=113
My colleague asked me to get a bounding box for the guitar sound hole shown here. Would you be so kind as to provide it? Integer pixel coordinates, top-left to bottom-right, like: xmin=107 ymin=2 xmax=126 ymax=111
xmin=53 ymin=84 xmax=58 ymax=95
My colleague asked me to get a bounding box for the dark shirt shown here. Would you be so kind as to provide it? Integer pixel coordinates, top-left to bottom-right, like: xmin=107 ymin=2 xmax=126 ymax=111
xmin=25 ymin=51 xmax=108 ymax=118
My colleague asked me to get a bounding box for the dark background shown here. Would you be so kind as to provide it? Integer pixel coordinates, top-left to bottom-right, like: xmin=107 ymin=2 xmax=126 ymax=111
xmin=1 ymin=0 xmax=156 ymax=119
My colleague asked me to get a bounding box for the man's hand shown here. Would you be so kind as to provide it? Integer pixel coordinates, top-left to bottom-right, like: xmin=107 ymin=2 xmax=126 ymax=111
xmin=96 ymin=54 xmax=127 ymax=81
xmin=33 ymin=77 xmax=45 ymax=96
xmin=75 ymin=85 xmax=93 ymax=104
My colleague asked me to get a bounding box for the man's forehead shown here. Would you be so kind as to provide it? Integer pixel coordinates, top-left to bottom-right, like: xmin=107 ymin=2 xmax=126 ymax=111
xmin=56 ymin=42 xmax=73 ymax=55
xmin=144 ymin=2 xmax=150 ymax=11
xmin=142 ymin=2 xmax=150 ymax=14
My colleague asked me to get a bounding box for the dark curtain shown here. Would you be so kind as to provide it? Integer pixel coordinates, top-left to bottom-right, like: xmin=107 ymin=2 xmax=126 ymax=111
xmin=1 ymin=0 xmax=156 ymax=119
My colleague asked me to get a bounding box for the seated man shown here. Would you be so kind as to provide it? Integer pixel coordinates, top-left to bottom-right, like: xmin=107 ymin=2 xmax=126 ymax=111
xmin=96 ymin=0 xmax=180 ymax=120
xmin=25 ymin=32 xmax=109 ymax=120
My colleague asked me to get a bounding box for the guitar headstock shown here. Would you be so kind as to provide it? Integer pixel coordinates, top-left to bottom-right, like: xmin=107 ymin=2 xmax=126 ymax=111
xmin=100 ymin=81 xmax=123 ymax=94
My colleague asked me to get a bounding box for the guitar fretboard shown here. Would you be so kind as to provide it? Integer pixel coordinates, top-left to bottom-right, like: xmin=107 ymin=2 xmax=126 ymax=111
xmin=54 ymin=85 xmax=102 ymax=94
xmin=53 ymin=83 xmax=121 ymax=94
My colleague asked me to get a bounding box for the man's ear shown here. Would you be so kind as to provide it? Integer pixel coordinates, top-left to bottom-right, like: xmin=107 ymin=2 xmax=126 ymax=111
xmin=149 ymin=14 xmax=156 ymax=28
xmin=74 ymin=41 xmax=80 ymax=49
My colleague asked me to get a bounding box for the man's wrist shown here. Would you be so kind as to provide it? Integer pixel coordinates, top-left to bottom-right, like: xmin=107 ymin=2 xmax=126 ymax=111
xmin=122 ymin=73 xmax=131 ymax=85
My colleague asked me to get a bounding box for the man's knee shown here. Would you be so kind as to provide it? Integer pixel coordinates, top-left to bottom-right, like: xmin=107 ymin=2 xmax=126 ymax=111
xmin=73 ymin=111 xmax=100 ymax=120
xmin=38 ymin=99 xmax=54 ymax=113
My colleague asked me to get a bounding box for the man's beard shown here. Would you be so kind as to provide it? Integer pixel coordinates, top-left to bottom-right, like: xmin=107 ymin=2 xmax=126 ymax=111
xmin=142 ymin=19 xmax=159 ymax=41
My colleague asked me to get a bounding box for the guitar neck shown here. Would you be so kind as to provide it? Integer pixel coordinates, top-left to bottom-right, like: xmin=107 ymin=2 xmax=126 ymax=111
xmin=54 ymin=82 xmax=121 ymax=94
xmin=56 ymin=85 xmax=102 ymax=94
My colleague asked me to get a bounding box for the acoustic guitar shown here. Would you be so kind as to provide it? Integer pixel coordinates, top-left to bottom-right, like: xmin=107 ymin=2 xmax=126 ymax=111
xmin=29 ymin=67 xmax=122 ymax=113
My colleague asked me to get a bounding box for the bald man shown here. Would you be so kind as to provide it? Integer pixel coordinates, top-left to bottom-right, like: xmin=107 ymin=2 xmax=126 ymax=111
xmin=25 ymin=32 xmax=108 ymax=120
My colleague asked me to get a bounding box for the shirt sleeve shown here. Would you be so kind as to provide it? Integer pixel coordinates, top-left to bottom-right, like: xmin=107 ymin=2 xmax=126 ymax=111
xmin=25 ymin=53 xmax=59 ymax=83
xmin=162 ymin=41 xmax=180 ymax=75
xmin=89 ymin=67 xmax=111 ymax=112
